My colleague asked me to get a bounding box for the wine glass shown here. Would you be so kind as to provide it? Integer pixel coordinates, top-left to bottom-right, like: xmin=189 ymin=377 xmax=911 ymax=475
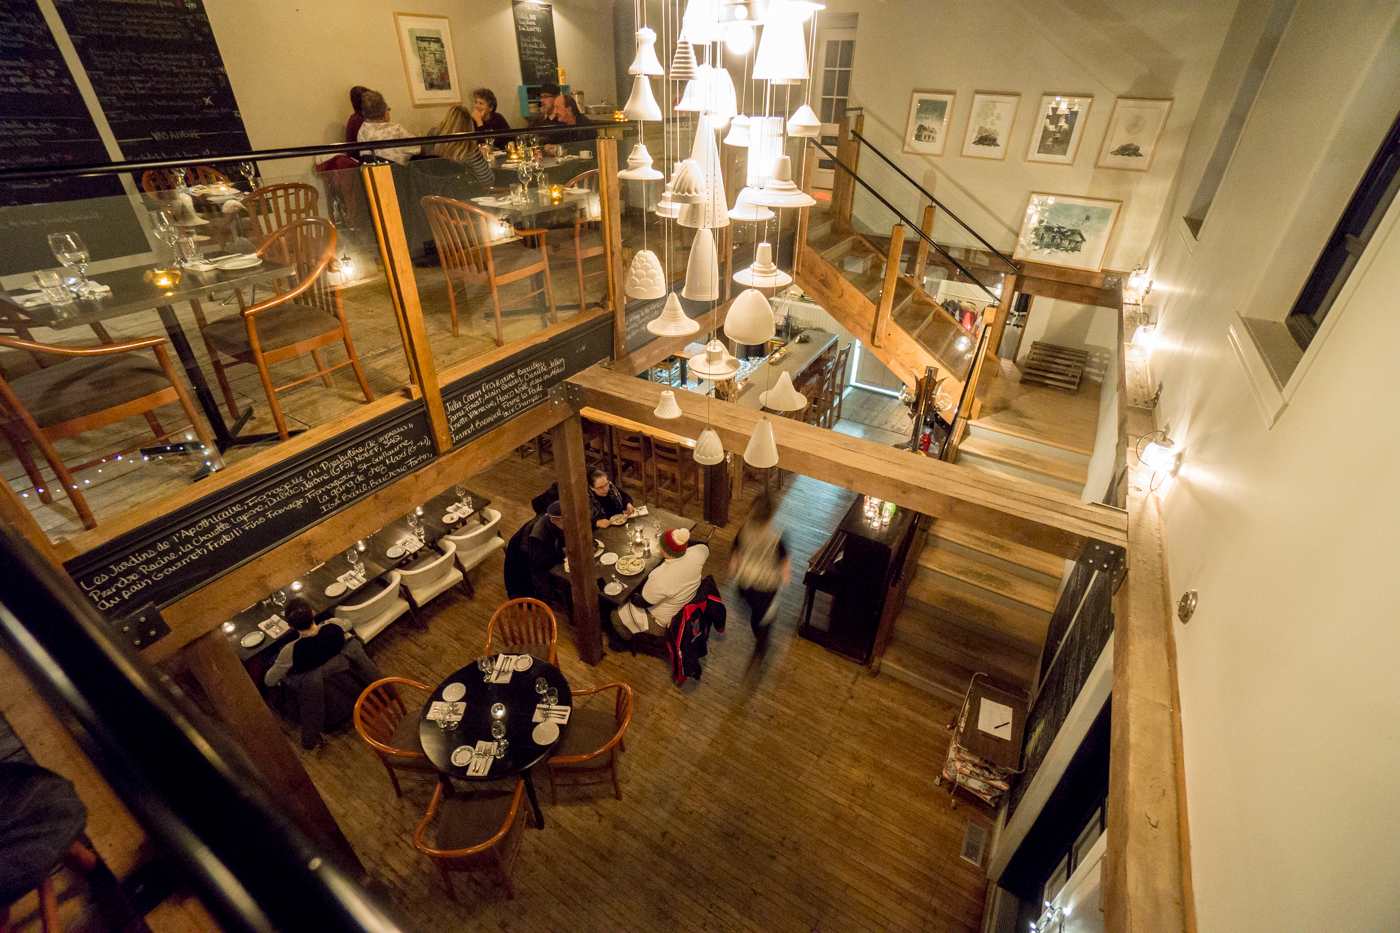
xmin=516 ymin=161 xmax=531 ymax=191
xmin=238 ymin=161 xmax=257 ymax=190
xmin=271 ymin=589 xmax=287 ymax=612
xmin=454 ymin=483 xmax=469 ymax=510
xmin=545 ymin=688 xmax=559 ymax=707
xmin=344 ymin=547 xmax=358 ymax=576
xmin=150 ymin=210 xmax=180 ymax=249
xmin=48 ymin=232 xmax=95 ymax=297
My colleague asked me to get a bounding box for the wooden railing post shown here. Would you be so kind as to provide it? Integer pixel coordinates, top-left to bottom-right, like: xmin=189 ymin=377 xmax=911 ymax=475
xmin=834 ymin=113 xmax=863 ymax=232
xmin=596 ymin=137 xmax=628 ymax=361
xmin=912 ymin=203 xmax=936 ymax=285
xmin=871 ymin=223 xmax=906 ymax=348
xmin=797 ymin=142 xmax=818 ymax=273
xmin=986 ymin=273 xmax=1019 ymax=359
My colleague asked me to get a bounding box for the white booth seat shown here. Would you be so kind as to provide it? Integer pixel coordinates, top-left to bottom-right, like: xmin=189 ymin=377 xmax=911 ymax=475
xmin=442 ymin=507 xmax=504 ymax=598
xmin=400 ymin=539 xmax=465 ymax=609
xmin=334 ymin=570 xmax=411 ymax=643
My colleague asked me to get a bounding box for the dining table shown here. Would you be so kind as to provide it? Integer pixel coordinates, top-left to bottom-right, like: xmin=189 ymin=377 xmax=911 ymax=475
xmin=550 ymin=504 xmax=695 ymax=609
xmin=418 ymin=654 xmax=572 ymax=829
xmin=470 ymin=187 xmax=595 ymax=233
xmin=488 ymin=152 xmax=596 ymax=189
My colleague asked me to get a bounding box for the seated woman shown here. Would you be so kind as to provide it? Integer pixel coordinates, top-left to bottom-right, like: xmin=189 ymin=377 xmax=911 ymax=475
xmin=356 ymin=90 xmax=419 ymax=164
xmin=543 ymin=95 xmax=596 ymax=153
xmin=428 ymin=104 xmax=495 ymax=187
xmin=265 ymin=598 xmax=383 ymax=749
xmin=345 ymin=85 xmax=370 ymax=143
xmin=470 ymin=87 xmax=512 ymax=145
xmin=588 ymin=468 xmax=634 ymax=528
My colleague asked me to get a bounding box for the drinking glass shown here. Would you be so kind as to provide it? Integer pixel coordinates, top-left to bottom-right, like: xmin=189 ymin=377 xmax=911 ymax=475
xmin=491 ymin=720 xmax=505 ymax=739
xmin=150 ymin=210 xmax=180 ymax=248
xmin=510 ymin=182 xmax=525 ymax=203
xmin=476 ymin=656 xmax=491 ymax=673
xmin=454 ymin=483 xmax=469 ymax=509
xmin=48 ymin=232 xmax=95 ymax=297
xmin=545 ymin=688 xmax=558 ymax=707
xmin=492 ymin=738 xmax=508 ymax=758
xmin=535 ymin=676 xmax=548 ymax=697
xmin=176 ymin=234 xmax=200 ymax=266
xmin=271 ymin=589 xmax=287 ymax=610
xmin=238 ymin=162 xmax=257 ymax=190
xmin=344 ymin=547 xmax=358 ymax=573
xmin=33 ymin=270 xmax=72 ymax=307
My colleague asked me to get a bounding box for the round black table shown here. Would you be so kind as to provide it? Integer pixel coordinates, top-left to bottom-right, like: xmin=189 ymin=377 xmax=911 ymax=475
xmin=419 ymin=655 xmax=572 ymax=829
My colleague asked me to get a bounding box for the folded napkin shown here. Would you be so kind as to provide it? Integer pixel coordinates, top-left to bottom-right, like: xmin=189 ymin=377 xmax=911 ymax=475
xmin=10 ymin=292 xmax=51 ymax=309
xmin=336 ymin=569 xmax=366 ymax=590
xmin=533 ymin=703 xmax=571 ymax=724
xmin=489 ymin=655 xmax=518 ymax=684
xmin=445 ymin=503 xmax=474 ymax=521
xmin=470 ymin=740 xmax=494 ymax=776
xmin=426 ymin=701 xmax=464 ymax=723
xmin=398 ymin=535 xmax=425 ymax=554
xmin=632 ymin=505 xmax=649 ymax=517
xmin=258 ymin=614 xmax=290 ymax=638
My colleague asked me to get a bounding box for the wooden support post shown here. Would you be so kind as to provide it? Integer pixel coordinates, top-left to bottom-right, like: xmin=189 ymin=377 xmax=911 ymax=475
xmin=720 ymin=224 xmax=734 ymax=303
xmin=872 ymin=223 xmax=906 ymax=348
xmin=835 ymin=113 xmax=865 ymax=231
xmin=0 ymin=481 xmax=61 ymax=566
xmin=986 ymin=273 xmax=1018 ymax=359
xmin=178 ymin=631 xmax=363 ymax=876
xmin=912 ymin=204 xmax=936 ymax=285
xmin=361 ymin=164 xmax=450 ymax=452
xmin=596 ymin=137 xmax=628 ymax=362
xmin=832 ymin=114 xmax=852 ymax=229
xmin=550 ymin=411 xmax=604 ymax=664
xmin=797 ymin=143 xmax=817 ymax=265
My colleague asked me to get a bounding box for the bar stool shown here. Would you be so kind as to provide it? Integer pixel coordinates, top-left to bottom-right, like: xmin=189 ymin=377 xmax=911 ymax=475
xmin=613 ymin=428 xmax=651 ymax=501
xmin=650 ymin=437 xmax=697 ymax=514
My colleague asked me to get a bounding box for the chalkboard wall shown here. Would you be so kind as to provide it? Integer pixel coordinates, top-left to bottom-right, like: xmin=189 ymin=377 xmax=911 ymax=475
xmin=512 ymin=0 xmax=560 ymax=86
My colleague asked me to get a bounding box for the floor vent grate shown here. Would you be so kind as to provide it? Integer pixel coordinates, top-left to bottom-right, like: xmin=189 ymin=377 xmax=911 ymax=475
xmin=960 ymin=820 xmax=988 ymax=867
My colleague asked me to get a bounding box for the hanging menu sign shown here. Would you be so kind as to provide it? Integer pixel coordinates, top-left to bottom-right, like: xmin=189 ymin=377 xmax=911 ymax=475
xmin=53 ymin=0 xmax=251 ymax=162
xmin=65 ymin=406 xmax=436 ymax=619
xmin=511 ymin=0 xmax=559 ymax=87
xmin=443 ymin=314 xmax=613 ymax=447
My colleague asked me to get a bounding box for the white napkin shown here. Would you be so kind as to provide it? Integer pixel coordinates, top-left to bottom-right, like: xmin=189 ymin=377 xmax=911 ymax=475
xmin=489 ymin=655 xmax=516 ymax=684
xmin=336 ymin=569 xmax=366 ymax=589
xmin=258 ymin=614 xmax=289 ymax=638
xmin=11 ymin=292 xmax=50 ymax=309
xmin=445 ymin=503 xmax=474 ymax=521
xmin=469 ymin=740 xmax=494 ymax=776
xmin=398 ymin=536 xmax=424 ymax=554
xmin=632 ymin=505 xmax=649 ymax=517
xmin=532 ymin=704 xmax=571 ymax=724
xmin=427 ymin=701 xmax=464 ymax=723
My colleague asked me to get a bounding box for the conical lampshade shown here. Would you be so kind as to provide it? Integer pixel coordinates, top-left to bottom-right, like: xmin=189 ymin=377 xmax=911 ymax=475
xmin=743 ymin=416 xmax=780 ymax=468
xmin=724 ymin=287 xmax=777 ymax=345
xmin=758 ymin=370 xmax=808 ymax=412
xmin=787 ymin=103 xmax=821 ymax=137
xmin=676 ymin=75 xmax=702 ymax=112
xmin=752 ymin=0 xmax=809 ymax=84
xmin=706 ymin=66 xmax=739 ymax=123
xmin=723 ymin=113 xmax=751 ymax=147
xmin=749 ymin=155 xmax=816 ymax=208
xmin=626 ymin=249 xmax=666 ymax=299
xmin=682 ymin=0 xmax=723 ymax=43
xmin=654 ymin=167 xmax=682 ymax=218
xmin=728 ymin=186 xmax=775 ymax=222
xmin=623 ymin=74 xmax=663 ymax=121
xmin=693 ymin=427 xmax=726 ymax=465
xmin=647 ymin=293 xmax=700 ymax=335
xmin=734 ymin=241 xmax=792 ymax=287
xmin=679 ymin=114 xmax=729 ymax=229
xmin=654 ymin=389 xmax=683 ymax=419
xmin=683 ymin=229 xmax=720 ymax=300
xmin=629 ymin=26 xmax=665 ymax=76
xmin=670 ymin=40 xmax=697 ymax=82
xmin=671 ymin=159 xmax=705 ymax=204
xmin=689 ymin=338 xmax=740 ymax=380
xmin=618 ymin=142 xmax=665 ymax=180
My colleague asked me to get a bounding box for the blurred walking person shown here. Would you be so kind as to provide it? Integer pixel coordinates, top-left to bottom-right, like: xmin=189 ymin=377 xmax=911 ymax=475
xmin=729 ymin=493 xmax=790 ymax=657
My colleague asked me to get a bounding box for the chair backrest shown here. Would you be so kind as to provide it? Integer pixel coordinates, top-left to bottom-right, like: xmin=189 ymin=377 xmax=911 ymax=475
xmin=400 ymin=540 xmax=458 ymax=589
xmin=420 ymin=195 xmax=500 ymax=278
xmin=141 ymin=168 xmax=191 ymax=193
xmin=650 ymin=437 xmax=684 ymax=463
xmin=444 ymin=507 xmax=502 ymax=546
xmin=193 ymin=165 xmax=231 ymax=186
xmin=413 ymin=778 xmax=525 ymax=862
xmin=549 ymin=682 xmax=633 ymax=765
xmin=245 ymin=182 xmax=321 ymax=245
xmin=354 ymin=677 xmax=433 ymax=756
xmin=336 ymin=570 xmax=402 ymax=625
xmin=564 ymin=169 xmax=602 ymax=224
xmin=249 ymin=217 xmax=340 ymax=319
xmin=485 ymin=598 xmax=557 ymax=664
xmin=565 ymin=169 xmax=600 ymax=192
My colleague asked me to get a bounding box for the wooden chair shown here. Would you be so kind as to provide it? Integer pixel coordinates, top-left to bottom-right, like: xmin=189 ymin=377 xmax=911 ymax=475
xmin=613 ymin=427 xmax=650 ymax=501
xmin=442 ymin=507 xmax=505 ymax=598
xmin=650 ymin=437 xmax=696 ymax=514
xmin=485 ymin=597 xmax=557 ymax=664
xmin=198 ymin=217 xmax=374 ymax=440
xmin=193 ymin=165 xmax=231 ymax=187
xmin=0 ymin=334 xmax=213 ymax=530
xmin=546 ymin=682 xmax=633 ymax=804
xmin=243 ymin=182 xmax=321 ymax=245
xmin=139 ymin=168 xmax=191 ymax=193
xmin=551 ymin=170 xmax=606 ymax=312
xmin=581 ymin=417 xmax=613 ymax=474
xmin=420 ymin=195 xmax=557 ymax=345
xmin=412 ymin=778 xmax=533 ymax=901
xmin=352 ymin=677 xmax=440 ymax=798
xmin=826 ymin=342 xmax=851 ymax=427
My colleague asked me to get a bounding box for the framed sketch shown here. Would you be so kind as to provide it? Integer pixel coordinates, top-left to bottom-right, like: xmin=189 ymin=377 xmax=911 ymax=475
xmin=1096 ymin=98 xmax=1173 ymax=171
xmin=1026 ymin=94 xmax=1093 ymax=165
xmin=903 ymin=91 xmax=957 ymax=156
xmin=394 ymin=13 xmax=461 ymax=106
xmin=1012 ymin=192 xmax=1121 ymax=271
xmin=961 ymin=92 xmax=1020 ymax=160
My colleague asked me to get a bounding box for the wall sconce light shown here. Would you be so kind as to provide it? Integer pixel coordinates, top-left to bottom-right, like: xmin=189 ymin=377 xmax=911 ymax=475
xmin=1125 ymin=264 xmax=1152 ymax=304
xmin=1135 ymin=428 xmax=1180 ymax=491
xmin=1129 ymin=322 xmax=1157 ymax=360
xmin=337 ymin=252 xmax=357 ymax=283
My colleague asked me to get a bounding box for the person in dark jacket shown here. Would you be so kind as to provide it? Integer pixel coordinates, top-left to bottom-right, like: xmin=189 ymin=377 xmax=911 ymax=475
xmin=588 ymin=468 xmax=633 ymax=528
xmin=504 ymin=501 xmax=567 ymax=603
xmin=528 ymin=82 xmax=563 ymax=129
xmin=470 ymin=87 xmax=512 ymax=146
xmin=264 ymin=598 xmax=382 ymax=749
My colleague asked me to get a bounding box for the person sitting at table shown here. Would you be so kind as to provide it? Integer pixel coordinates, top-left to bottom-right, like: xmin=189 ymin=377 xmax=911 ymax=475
xmin=503 ymin=500 xmax=567 ymax=605
xmin=543 ymin=95 xmax=596 ymax=153
xmin=427 ymin=104 xmax=496 ymax=187
xmin=613 ymin=528 xmax=710 ymax=637
xmin=470 ymin=87 xmax=512 ymax=144
xmin=345 ymin=85 xmax=370 ymax=143
xmin=356 ymin=90 xmax=419 ymax=164
xmin=528 ymin=83 xmax=563 ymax=129
xmin=264 ymin=598 xmax=383 ymax=749
xmin=588 ymin=468 xmax=634 ymax=529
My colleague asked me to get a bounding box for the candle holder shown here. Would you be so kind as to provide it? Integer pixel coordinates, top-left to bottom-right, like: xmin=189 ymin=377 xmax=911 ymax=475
xmin=549 ymin=183 xmax=564 ymax=202
xmin=149 ymin=266 xmax=181 ymax=290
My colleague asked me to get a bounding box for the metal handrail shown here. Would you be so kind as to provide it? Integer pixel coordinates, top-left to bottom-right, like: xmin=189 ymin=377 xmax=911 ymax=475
xmin=0 ymin=523 xmax=413 ymax=933
xmin=849 ymin=129 xmax=1019 ymax=273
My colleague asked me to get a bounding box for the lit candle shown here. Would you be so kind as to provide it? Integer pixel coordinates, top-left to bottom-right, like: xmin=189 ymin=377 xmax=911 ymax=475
xmin=550 ymin=183 xmax=564 ymax=201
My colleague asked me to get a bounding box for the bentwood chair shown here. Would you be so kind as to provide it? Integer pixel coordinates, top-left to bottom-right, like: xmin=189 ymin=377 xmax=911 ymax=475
xmin=0 ymin=334 xmax=214 ymax=530
xmin=199 ymin=217 xmax=374 ymax=440
xmin=550 ymin=170 xmax=606 ymax=312
xmin=353 ymin=677 xmax=440 ymax=798
xmin=484 ymin=598 xmax=557 ymax=664
xmin=546 ymin=682 xmax=633 ymax=804
xmin=420 ymin=195 xmax=557 ymax=345
xmin=139 ymin=166 xmax=230 ymax=194
xmin=243 ymin=182 xmax=321 ymax=245
xmin=413 ymin=778 xmax=533 ymax=901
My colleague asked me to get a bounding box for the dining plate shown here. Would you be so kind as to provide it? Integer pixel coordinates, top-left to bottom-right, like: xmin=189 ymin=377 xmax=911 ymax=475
xmin=609 ymin=514 xmax=628 ymax=526
xmin=600 ymin=552 xmax=619 ymax=565
xmin=513 ymin=654 xmax=534 ymax=672
xmin=443 ymin=513 xmax=460 ymax=524
xmin=324 ymin=581 xmax=346 ymax=598
xmin=386 ymin=545 xmax=406 ymax=559
xmin=240 ymin=631 xmax=264 ymax=648
xmin=603 ymin=581 xmax=623 ymax=596
xmin=615 ymin=555 xmax=646 ymax=576
xmin=532 ymin=721 xmax=560 ymax=745
xmin=450 ymin=745 xmax=475 ymax=768
xmin=215 ymin=254 xmax=262 ymax=270
xmin=442 ymin=682 xmax=466 ymax=702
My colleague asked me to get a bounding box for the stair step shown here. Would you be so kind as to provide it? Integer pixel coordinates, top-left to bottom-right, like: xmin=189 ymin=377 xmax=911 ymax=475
xmin=929 ymin=520 xmax=1067 ymax=580
xmin=965 ymin=420 xmax=1094 ymax=461
xmin=918 ymin=544 xmax=1058 ymax=613
xmin=957 ymin=436 xmax=1089 ymax=488
xmin=880 ymin=640 xmax=977 ymax=705
xmin=907 ymin=572 xmax=1049 ymax=651
xmin=893 ymin=601 xmax=1037 ymax=690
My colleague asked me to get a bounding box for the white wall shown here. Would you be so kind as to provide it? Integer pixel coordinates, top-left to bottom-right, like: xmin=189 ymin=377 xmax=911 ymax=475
xmin=1137 ymin=2 xmax=1400 ymax=930
xmin=820 ymin=0 xmax=1236 ymax=272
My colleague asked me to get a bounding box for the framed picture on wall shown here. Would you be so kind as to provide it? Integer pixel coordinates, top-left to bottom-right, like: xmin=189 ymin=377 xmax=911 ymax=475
xmin=961 ymin=92 xmax=1020 ymax=160
xmin=1026 ymin=94 xmax=1093 ymax=165
xmin=902 ymin=91 xmax=957 ymax=156
xmin=1096 ymin=98 xmax=1173 ymax=171
xmin=1012 ymin=192 xmax=1121 ymax=271
xmin=394 ymin=13 xmax=461 ymax=106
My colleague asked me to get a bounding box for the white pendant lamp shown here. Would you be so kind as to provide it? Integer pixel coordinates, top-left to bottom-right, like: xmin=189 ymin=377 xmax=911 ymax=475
xmin=626 ymin=249 xmax=666 ymax=299
xmin=682 ymin=228 xmax=720 ymax=300
xmin=752 ymin=0 xmax=809 ymax=84
xmin=758 ymin=370 xmax=808 ymax=412
xmin=623 ymin=74 xmax=663 ymax=121
xmin=746 ymin=116 xmax=786 ymax=187
xmin=723 ymin=113 xmax=751 ymax=147
xmin=628 ymin=26 xmax=665 ymax=76
xmin=670 ymin=39 xmax=697 ymax=82
xmin=679 ymin=115 xmax=729 ymax=230
xmin=693 ymin=427 xmax=726 ymax=465
xmin=734 ymin=241 xmax=792 ymax=287
xmin=787 ymin=103 xmax=822 ymax=137
xmin=706 ymin=66 xmax=739 ymax=124
xmin=617 ymin=142 xmax=665 ymax=180
xmin=682 ymin=0 xmax=724 ymax=43
xmin=675 ymin=70 xmax=705 ymax=112
xmin=724 ymin=287 xmax=778 ymax=345
xmin=647 ymin=293 xmax=700 ymax=335
xmin=749 ymin=155 xmax=816 ymax=208
xmin=689 ymin=339 xmax=740 ymax=380
xmin=743 ymin=416 xmax=780 ymax=468
xmin=670 ymin=159 xmax=705 ymax=204
xmin=654 ymin=389 xmax=683 ymax=419
xmin=728 ymin=186 xmax=774 ymax=222
xmin=654 ymin=166 xmax=682 ymax=218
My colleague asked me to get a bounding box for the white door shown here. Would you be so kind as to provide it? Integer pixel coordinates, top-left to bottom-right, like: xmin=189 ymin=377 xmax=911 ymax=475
xmin=813 ymin=29 xmax=856 ymax=190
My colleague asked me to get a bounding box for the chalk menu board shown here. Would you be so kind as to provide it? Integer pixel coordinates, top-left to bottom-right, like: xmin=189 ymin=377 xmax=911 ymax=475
xmin=0 ymin=0 xmax=146 ymax=275
xmin=54 ymin=0 xmax=251 ymax=163
xmin=624 ymin=293 xmax=707 ymax=355
xmin=512 ymin=1 xmax=559 ymax=86
xmin=65 ymin=406 xmax=436 ymax=619
xmin=444 ymin=314 xmax=613 ymax=447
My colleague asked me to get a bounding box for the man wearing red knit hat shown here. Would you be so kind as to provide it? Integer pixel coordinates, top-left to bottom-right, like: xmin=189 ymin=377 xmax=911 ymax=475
xmin=613 ymin=527 xmax=709 ymax=638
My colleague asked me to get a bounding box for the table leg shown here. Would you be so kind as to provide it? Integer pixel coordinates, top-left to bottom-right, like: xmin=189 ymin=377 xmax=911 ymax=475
xmin=523 ymin=768 xmax=546 ymax=829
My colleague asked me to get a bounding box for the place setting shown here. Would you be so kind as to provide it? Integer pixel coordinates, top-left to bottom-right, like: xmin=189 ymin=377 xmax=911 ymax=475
xmin=478 ymin=652 xmax=534 ymax=683
xmin=441 ymin=483 xmax=476 ymax=525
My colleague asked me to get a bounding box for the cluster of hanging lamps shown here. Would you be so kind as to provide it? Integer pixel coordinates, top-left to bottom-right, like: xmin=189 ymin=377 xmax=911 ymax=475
xmin=728 ymin=186 xmax=773 ymax=222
